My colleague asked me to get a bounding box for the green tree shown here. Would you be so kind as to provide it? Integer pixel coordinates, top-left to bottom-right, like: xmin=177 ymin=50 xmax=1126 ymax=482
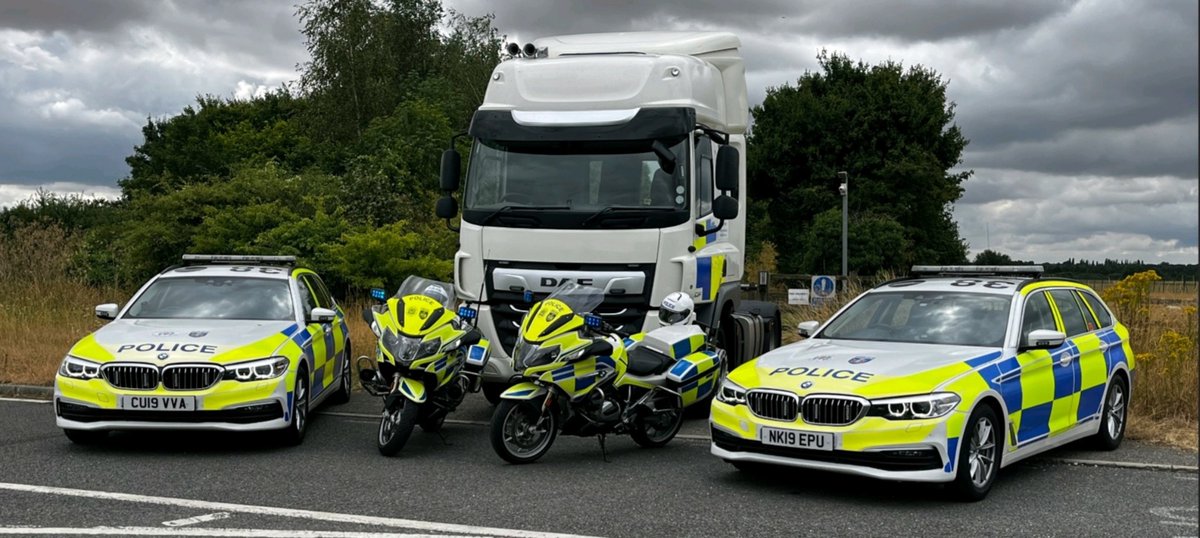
xmin=973 ymin=249 xmax=1018 ymax=265
xmin=799 ymin=209 xmax=911 ymax=275
xmin=122 ymin=91 xmax=315 ymax=197
xmin=748 ymin=51 xmax=970 ymax=273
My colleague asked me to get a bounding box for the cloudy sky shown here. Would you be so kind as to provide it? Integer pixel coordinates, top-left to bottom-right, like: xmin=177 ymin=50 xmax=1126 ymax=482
xmin=1 ymin=0 xmax=1196 ymax=264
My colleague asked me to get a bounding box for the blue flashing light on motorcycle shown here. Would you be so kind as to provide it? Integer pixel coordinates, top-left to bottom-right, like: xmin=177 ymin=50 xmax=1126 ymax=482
xmin=584 ymin=313 xmax=603 ymax=329
xmin=370 ymin=288 xmax=387 ymax=301
xmin=458 ymin=306 xmax=478 ymax=320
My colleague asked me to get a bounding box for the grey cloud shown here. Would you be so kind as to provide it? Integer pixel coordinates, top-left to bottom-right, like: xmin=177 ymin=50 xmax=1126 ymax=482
xmin=0 ymin=0 xmax=155 ymax=33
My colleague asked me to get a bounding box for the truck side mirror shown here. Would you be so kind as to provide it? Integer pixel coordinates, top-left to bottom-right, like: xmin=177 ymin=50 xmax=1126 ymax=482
xmin=436 ymin=195 xmax=458 ymax=219
xmin=440 ymin=149 xmax=461 ymax=191
xmin=713 ymin=194 xmax=737 ymax=220
xmin=715 ymin=145 xmax=739 ymax=194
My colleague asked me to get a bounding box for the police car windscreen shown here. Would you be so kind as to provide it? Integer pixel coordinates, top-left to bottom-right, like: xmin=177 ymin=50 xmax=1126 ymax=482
xmin=124 ymin=277 xmax=294 ymax=321
xmin=819 ymin=291 xmax=1011 ymax=347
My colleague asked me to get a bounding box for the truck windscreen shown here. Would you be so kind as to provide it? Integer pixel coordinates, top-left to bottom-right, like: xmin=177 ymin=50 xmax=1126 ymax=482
xmin=462 ymin=136 xmax=690 ymax=229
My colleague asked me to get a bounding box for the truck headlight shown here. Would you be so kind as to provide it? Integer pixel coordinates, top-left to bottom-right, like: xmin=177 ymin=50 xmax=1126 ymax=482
xmin=223 ymin=356 xmax=290 ymax=382
xmin=868 ymin=393 xmax=960 ymax=420
xmin=716 ymin=378 xmax=746 ymax=406
xmin=58 ymin=356 xmax=101 ymax=379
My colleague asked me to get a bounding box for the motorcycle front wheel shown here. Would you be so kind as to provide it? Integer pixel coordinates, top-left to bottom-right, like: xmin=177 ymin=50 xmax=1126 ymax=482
xmin=378 ymin=401 xmax=420 ymax=456
xmin=490 ymin=399 xmax=557 ymax=464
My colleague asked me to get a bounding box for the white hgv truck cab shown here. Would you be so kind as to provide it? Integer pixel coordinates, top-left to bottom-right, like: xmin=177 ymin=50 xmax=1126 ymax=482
xmin=435 ymin=32 xmax=782 ymax=399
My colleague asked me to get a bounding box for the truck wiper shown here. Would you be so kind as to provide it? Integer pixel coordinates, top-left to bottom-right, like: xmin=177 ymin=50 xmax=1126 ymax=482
xmin=479 ymin=205 xmax=570 ymax=225
xmin=581 ymin=206 xmax=674 ymax=227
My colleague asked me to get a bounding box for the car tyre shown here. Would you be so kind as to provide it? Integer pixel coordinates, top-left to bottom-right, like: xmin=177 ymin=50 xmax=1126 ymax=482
xmin=1091 ymin=375 xmax=1128 ymax=451
xmin=277 ymin=366 xmax=309 ymax=446
xmin=63 ymin=429 xmax=107 ymax=445
xmin=327 ymin=347 xmax=352 ymax=405
xmin=949 ymin=404 xmax=1002 ymax=502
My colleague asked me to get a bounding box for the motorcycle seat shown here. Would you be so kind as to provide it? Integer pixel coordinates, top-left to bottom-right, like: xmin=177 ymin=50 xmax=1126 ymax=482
xmin=626 ymin=346 xmax=673 ymax=376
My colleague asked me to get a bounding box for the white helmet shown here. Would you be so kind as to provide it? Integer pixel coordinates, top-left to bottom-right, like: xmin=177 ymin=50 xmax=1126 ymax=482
xmin=658 ymin=291 xmax=695 ymax=326
xmin=422 ymin=284 xmax=450 ymax=306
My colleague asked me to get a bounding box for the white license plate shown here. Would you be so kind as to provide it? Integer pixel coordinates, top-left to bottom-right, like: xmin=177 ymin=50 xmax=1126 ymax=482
xmin=118 ymin=395 xmax=197 ymax=411
xmin=760 ymin=426 xmax=835 ymax=451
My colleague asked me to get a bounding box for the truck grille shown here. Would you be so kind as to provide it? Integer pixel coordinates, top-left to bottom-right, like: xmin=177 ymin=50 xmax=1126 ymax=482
xmin=801 ymin=396 xmax=867 ymax=426
xmin=747 ymin=390 xmax=799 ymax=421
xmin=161 ymin=365 xmax=222 ymax=391
xmin=101 ymin=364 xmax=159 ymax=390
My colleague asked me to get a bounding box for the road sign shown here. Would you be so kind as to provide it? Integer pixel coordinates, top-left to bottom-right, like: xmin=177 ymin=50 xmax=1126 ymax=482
xmin=812 ymin=275 xmax=836 ymax=299
xmin=787 ymin=289 xmax=810 ymax=305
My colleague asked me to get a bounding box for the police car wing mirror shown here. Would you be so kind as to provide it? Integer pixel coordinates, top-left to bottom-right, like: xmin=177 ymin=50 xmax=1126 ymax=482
xmin=95 ymin=303 xmax=118 ymax=320
xmin=797 ymin=320 xmax=819 ymax=337
xmin=1023 ymin=329 xmax=1066 ymax=351
xmin=310 ymin=307 xmax=337 ymax=324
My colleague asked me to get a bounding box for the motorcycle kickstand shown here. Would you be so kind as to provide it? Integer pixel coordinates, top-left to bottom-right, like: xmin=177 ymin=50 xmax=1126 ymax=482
xmin=597 ymin=434 xmax=610 ymax=463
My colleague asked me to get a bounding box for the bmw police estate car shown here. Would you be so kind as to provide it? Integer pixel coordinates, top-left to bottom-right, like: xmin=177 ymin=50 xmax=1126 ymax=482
xmin=55 ymin=255 xmax=352 ymax=445
xmin=711 ymin=266 xmax=1134 ymax=500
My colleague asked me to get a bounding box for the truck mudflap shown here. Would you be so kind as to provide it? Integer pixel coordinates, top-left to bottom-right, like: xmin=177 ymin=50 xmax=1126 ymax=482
xmin=500 ymin=382 xmax=546 ymax=400
xmin=666 ymin=349 xmax=722 ymax=407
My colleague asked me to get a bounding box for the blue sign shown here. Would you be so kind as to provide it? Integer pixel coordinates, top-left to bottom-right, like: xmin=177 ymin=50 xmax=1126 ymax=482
xmin=812 ymin=276 xmax=836 ymax=299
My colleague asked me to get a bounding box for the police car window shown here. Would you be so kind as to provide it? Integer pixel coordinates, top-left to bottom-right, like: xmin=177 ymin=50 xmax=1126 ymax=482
xmin=124 ymin=277 xmax=293 ymax=321
xmin=1020 ymin=292 xmax=1056 ymax=339
xmin=1049 ymin=289 xmax=1090 ymax=336
xmin=1080 ymin=291 xmax=1113 ymax=328
xmin=295 ymin=276 xmax=318 ymax=316
xmin=819 ymin=291 xmax=1010 ymax=347
xmin=303 ymin=274 xmax=334 ymax=309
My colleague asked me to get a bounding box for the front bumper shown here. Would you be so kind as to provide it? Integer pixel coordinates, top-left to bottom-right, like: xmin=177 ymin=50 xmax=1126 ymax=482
xmin=54 ymin=373 xmax=292 ymax=432
xmin=710 ymin=399 xmax=964 ymax=483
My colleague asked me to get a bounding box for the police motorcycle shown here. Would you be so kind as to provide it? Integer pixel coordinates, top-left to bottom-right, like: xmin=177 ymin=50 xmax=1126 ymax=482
xmin=357 ymin=276 xmax=492 ymax=456
xmin=489 ymin=282 xmax=723 ymax=464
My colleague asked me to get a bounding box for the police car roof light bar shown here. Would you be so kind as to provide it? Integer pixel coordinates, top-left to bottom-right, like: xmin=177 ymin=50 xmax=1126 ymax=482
xmin=910 ymin=265 xmax=1044 ymax=278
xmin=181 ymin=254 xmax=297 ymax=267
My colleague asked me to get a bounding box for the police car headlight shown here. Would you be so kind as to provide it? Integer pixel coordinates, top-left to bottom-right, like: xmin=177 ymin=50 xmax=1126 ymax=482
xmin=868 ymin=393 xmax=960 ymax=420
xmin=716 ymin=378 xmax=746 ymax=406
xmin=223 ymin=356 xmax=290 ymax=382
xmin=58 ymin=356 xmax=101 ymax=379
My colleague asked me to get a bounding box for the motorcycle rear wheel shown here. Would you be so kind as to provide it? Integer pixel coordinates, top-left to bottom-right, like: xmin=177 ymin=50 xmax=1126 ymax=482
xmin=378 ymin=401 xmax=420 ymax=456
xmin=491 ymin=400 xmax=557 ymax=464
xmin=630 ymin=402 xmax=684 ymax=448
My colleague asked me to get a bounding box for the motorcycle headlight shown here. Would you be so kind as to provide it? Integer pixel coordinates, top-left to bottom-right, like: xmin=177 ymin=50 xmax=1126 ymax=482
xmin=58 ymin=356 xmax=101 ymax=379
xmin=868 ymin=393 xmax=961 ymax=420
xmin=416 ymin=338 xmax=442 ymax=359
xmin=223 ymin=356 xmax=290 ymax=382
xmin=716 ymin=378 xmax=746 ymax=406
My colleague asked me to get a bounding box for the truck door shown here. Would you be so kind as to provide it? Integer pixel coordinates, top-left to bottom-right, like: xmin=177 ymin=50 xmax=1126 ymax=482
xmin=691 ymin=135 xmax=724 ymax=302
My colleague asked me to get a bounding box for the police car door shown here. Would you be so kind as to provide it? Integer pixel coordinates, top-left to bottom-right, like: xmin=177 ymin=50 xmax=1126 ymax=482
xmin=1046 ymin=289 xmax=1103 ymax=434
xmin=1011 ymin=290 xmax=1075 ymax=447
xmin=296 ymin=274 xmax=334 ymax=397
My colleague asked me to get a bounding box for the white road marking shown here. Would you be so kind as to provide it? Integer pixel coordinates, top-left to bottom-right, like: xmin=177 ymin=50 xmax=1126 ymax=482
xmin=0 ymin=483 xmax=597 ymax=538
xmin=0 ymin=397 xmax=49 ymax=404
xmin=0 ymin=527 xmax=454 ymax=537
xmin=1151 ymin=506 xmax=1199 ymax=528
xmin=162 ymin=512 xmax=231 ymax=527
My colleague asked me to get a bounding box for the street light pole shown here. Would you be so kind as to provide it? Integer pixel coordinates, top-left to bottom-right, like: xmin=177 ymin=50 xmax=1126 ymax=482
xmin=839 ymin=171 xmax=848 ymax=278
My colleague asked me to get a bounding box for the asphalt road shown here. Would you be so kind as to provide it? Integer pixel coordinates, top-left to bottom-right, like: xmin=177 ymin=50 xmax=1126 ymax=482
xmin=1 ymin=395 xmax=1197 ymax=537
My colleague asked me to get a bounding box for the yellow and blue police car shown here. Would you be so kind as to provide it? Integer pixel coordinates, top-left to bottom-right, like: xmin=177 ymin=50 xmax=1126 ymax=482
xmin=711 ymin=266 xmax=1135 ymax=500
xmin=54 ymin=255 xmax=351 ymax=445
